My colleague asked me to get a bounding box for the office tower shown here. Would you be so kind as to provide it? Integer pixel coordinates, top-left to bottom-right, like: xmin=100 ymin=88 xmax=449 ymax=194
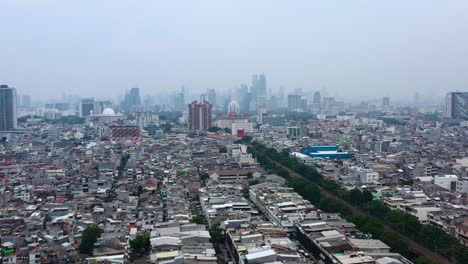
xmin=207 ymin=89 xmax=217 ymax=108
xmin=237 ymin=84 xmax=250 ymax=113
xmin=382 ymin=97 xmax=390 ymax=106
xmin=121 ymin=87 xmax=142 ymax=112
xmin=313 ymin=91 xmax=321 ymax=105
xmin=312 ymin=91 xmax=322 ymax=114
xmin=188 ymin=100 xmax=212 ymax=131
xmin=0 ymin=85 xmax=17 ymax=131
xmin=81 ymin=98 xmax=95 ymax=117
xmin=287 ymin=94 xmax=302 ymax=110
xmin=257 ymin=104 xmax=267 ymax=124
xmin=251 ymin=74 xmax=267 ymax=105
xmin=174 ymin=92 xmax=185 ymax=111
xmin=322 ymin=97 xmax=344 ymax=115
xmin=21 ymin=94 xmax=31 ymax=108
xmin=129 ymin=88 xmax=141 ymax=106
xmin=446 ymin=92 xmax=468 ymax=119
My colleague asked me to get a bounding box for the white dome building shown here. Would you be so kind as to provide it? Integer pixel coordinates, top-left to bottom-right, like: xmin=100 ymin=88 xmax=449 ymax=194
xmin=89 ymin=108 xmax=125 ymax=123
xmin=102 ymin=108 xmax=115 ymax=115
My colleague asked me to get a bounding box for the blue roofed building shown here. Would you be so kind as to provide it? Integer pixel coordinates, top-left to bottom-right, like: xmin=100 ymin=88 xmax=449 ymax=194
xmin=302 ymin=145 xmax=352 ymax=159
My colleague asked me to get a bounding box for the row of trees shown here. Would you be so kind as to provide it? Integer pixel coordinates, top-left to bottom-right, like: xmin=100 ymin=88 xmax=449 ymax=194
xmin=249 ymin=142 xmax=468 ymax=264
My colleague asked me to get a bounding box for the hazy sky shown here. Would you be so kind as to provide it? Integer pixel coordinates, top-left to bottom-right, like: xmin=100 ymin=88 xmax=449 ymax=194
xmin=1 ymin=0 xmax=468 ymax=102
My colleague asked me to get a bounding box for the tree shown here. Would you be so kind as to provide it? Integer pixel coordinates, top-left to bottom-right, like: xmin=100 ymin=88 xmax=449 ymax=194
xmin=248 ymin=179 xmax=259 ymax=186
xmin=379 ymin=231 xmax=411 ymax=257
xmin=347 ymin=189 xmax=364 ymax=205
xmin=241 ymin=136 xmax=252 ymax=143
xmin=199 ymin=172 xmax=209 ymax=183
xmin=209 ymin=225 xmax=225 ymax=253
xmin=246 ymin=172 xmax=253 ymax=179
xmin=414 ymin=256 xmax=439 ymax=264
xmin=191 ymin=216 xmax=207 ymax=225
xmin=360 ymin=221 xmax=384 ymax=237
xmin=362 ymin=190 xmax=373 ymax=203
xmin=369 ymin=200 xmax=390 ymax=218
xmin=208 ymin=126 xmax=221 ymax=132
xmin=129 ymin=233 xmax=151 ymax=257
xmin=219 ymin=146 xmax=228 ymax=153
xmin=79 ymin=225 xmax=103 ymax=255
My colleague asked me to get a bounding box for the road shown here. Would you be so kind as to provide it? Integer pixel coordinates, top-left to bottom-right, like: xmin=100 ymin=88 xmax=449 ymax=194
xmin=268 ymin=157 xmax=452 ymax=264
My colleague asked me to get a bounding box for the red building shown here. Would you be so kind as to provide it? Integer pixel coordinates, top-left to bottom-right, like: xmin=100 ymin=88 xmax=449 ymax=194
xmin=188 ymin=101 xmax=212 ymax=131
xmin=108 ymin=125 xmax=141 ymax=139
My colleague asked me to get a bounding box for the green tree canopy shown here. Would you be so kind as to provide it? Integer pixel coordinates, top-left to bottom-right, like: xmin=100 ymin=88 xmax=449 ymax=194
xmin=79 ymin=225 xmax=103 ymax=255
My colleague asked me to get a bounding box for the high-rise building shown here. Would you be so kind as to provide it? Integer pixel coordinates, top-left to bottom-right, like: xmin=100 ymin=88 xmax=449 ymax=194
xmin=207 ymin=89 xmax=217 ymax=108
xmin=121 ymin=87 xmax=142 ymax=112
xmin=288 ymin=96 xmax=306 ymax=112
xmin=237 ymin=84 xmax=250 ymax=113
xmin=188 ymin=100 xmax=212 ymax=131
xmin=0 ymin=85 xmax=17 ymax=131
xmin=21 ymin=94 xmax=31 ymax=108
xmin=129 ymin=88 xmax=141 ymax=106
xmin=446 ymin=92 xmax=468 ymax=119
xmin=257 ymin=104 xmax=267 ymax=124
xmin=382 ymin=97 xmax=390 ymax=106
xmin=311 ymin=91 xmax=322 ymax=114
xmin=81 ymin=98 xmax=95 ymax=117
xmin=313 ymin=91 xmax=321 ymax=105
xmin=251 ymin=74 xmax=267 ymax=105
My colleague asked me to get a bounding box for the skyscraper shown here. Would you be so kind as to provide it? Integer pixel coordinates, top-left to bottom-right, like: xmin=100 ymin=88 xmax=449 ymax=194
xmin=188 ymin=100 xmax=212 ymax=131
xmin=251 ymin=74 xmax=267 ymax=105
xmin=81 ymin=98 xmax=95 ymax=117
xmin=207 ymin=89 xmax=217 ymax=108
xmin=257 ymin=104 xmax=267 ymax=125
xmin=288 ymin=94 xmax=302 ymax=110
xmin=313 ymin=91 xmax=321 ymax=105
xmin=382 ymin=97 xmax=390 ymax=107
xmin=446 ymin=92 xmax=468 ymax=119
xmin=121 ymin=87 xmax=142 ymax=112
xmin=0 ymin=85 xmax=17 ymax=131
xmin=129 ymin=87 xmax=141 ymax=106
xmin=21 ymin=94 xmax=31 ymax=108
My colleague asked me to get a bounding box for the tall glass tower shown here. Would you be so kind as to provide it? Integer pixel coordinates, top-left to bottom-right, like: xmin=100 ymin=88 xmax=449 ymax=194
xmin=0 ymin=85 xmax=17 ymax=131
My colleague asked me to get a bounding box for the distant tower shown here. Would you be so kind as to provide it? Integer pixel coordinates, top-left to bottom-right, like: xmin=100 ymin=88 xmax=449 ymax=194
xmin=313 ymin=91 xmax=321 ymax=105
xmin=382 ymin=97 xmax=390 ymax=106
xmin=288 ymin=94 xmax=301 ymax=110
xmin=207 ymin=89 xmax=217 ymax=108
xmin=129 ymin=87 xmax=141 ymax=107
xmin=251 ymin=74 xmax=267 ymax=105
xmin=80 ymin=98 xmax=95 ymax=117
xmin=21 ymin=94 xmax=31 ymax=108
xmin=0 ymin=85 xmax=17 ymax=131
xmin=257 ymin=104 xmax=267 ymax=124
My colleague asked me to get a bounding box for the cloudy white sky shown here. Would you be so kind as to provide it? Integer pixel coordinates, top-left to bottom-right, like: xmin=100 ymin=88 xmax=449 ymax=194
xmin=1 ymin=0 xmax=467 ymax=102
